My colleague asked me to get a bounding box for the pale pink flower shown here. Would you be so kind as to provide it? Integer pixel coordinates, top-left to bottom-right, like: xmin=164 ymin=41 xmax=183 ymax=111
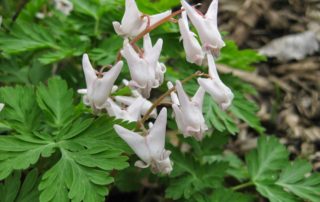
xmin=105 ymin=97 xmax=144 ymax=122
xmin=114 ymin=108 xmax=172 ymax=174
xmin=168 ymin=81 xmax=208 ymax=141
xmin=78 ymin=54 xmax=123 ymax=110
xmin=178 ymin=10 xmax=204 ymax=65
xmin=121 ymin=34 xmax=165 ymax=98
xmin=181 ymin=0 xmax=225 ymax=54
xmin=113 ymin=0 xmax=171 ymax=38
xmin=197 ymin=53 xmax=233 ymax=110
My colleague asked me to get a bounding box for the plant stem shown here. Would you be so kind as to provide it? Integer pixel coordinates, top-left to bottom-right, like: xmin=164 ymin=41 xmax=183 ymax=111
xmin=130 ymin=9 xmax=184 ymax=45
xmin=231 ymin=181 xmax=254 ymax=191
xmin=137 ymin=71 xmax=207 ymax=129
xmin=115 ymin=8 xmax=184 ymax=62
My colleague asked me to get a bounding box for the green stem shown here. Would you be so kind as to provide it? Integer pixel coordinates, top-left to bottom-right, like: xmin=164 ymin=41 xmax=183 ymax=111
xmin=94 ymin=19 xmax=100 ymax=38
xmin=231 ymin=181 xmax=254 ymax=191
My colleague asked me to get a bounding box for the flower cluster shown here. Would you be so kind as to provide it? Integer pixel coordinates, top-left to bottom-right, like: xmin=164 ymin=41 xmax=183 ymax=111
xmin=78 ymin=0 xmax=233 ymax=175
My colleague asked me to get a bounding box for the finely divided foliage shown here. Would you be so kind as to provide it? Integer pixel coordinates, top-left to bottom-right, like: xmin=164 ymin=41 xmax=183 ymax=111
xmin=0 ymin=78 xmax=130 ymax=201
xmin=0 ymin=0 xmax=319 ymax=202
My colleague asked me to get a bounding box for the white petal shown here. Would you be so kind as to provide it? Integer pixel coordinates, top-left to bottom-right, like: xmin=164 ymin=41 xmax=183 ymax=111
xmin=205 ymin=0 xmax=218 ymax=25
xmin=167 ymin=81 xmax=180 ymax=105
xmin=112 ymin=21 xmax=124 ymax=36
xmin=0 ymin=103 xmax=4 ymax=112
xmin=90 ymin=61 xmax=123 ymax=109
xmin=114 ymin=124 xmax=151 ymax=163
xmin=175 ymin=80 xmax=193 ymax=114
xmin=147 ymin=108 xmax=167 ymax=159
xmin=207 ymin=53 xmax=219 ymax=79
xmin=172 ymin=104 xmax=185 ymax=134
xmin=127 ymin=96 xmax=145 ymax=120
xmin=191 ymin=86 xmax=205 ymax=110
xmin=181 ymin=0 xmax=205 ymax=33
xmin=135 ymin=160 xmax=150 ymax=168
xmin=106 ymin=98 xmax=123 ymax=117
xmin=149 ymin=10 xmax=172 ymax=25
xmin=114 ymin=96 xmax=136 ymax=106
xmin=111 ymin=85 xmax=118 ymax=93
xmin=178 ymin=10 xmax=204 ymax=65
xmin=82 ymin=54 xmax=97 ymax=90
xmin=77 ymin=89 xmax=87 ymax=95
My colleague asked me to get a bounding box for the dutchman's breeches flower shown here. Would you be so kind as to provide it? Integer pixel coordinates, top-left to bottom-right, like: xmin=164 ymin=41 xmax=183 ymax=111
xmin=105 ymin=97 xmax=145 ymax=122
xmin=113 ymin=0 xmax=172 ymax=38
xmin=168 ymin=81 xmax=208 ymax=141
xmin=197 ymin=53 xmax=234 ymax=110
xmin=178 ymin=10 xmax=204 ymax=66
xmin=78 ymin=54 xmax=123 ymax=111
xmin=121 ymin=34 xmax=166 ymax=98
xmin=181 ymin=0 xmax=225 ymax=55
xmin=114 ymin=95 xmax=157 ymax=119
xmin=114 ymin=108 xmax=173 ymax=174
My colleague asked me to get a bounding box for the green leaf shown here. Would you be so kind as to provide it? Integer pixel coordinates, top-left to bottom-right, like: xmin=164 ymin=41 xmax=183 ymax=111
xmin=204 ymin=95 xmax=238 ymax=135
xmin=0 ymin=171 xmax=21 ymax=202
xmin=137 ymin=0 xmax=180 ymax=13
xmin=0 ymin=86 xmax=41 ymax=132
xmin=71 ymin=0 xmax=100 ymax=19
xmin=210 ymin=188 xmax=255 ymax=202
xmin=0 ymin=135 xmax=56 ymax=180
xmin=276 ymin=160 xmax=320 ymax=202
xmin=36 ymin=77 xmax=75 ymax=128
xmin=219 ymin=41 xmax=266 ymax=71
xmin=230 ymin=93 xmax=265 ymax=134
xmin=246 ymin=135 xmax=289 ymax=182
xmin=0 ymin=169 xmax=41 ymax=202
xmin=39 ymin=151 xmax=113 ymax=202
xmin=0 ymin=21 xmax=57 ymax=54
xmin=15 ymin=169 xmax=41 ymax=202
xmin=255 ymin=183 xmax=297 ymax=202
xmin=165 ymin=150 xmax=228 ymax=200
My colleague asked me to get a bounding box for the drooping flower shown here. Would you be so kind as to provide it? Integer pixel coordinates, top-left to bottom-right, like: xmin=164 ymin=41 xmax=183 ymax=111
xmin=115 ymin=95 xmax=157 ymax=119
xmin=54 ymin=0 xmax=73 ymax=15
xmin=113 ymin=0 xmax=172 ymax=38
xmin=197 ymin=53 xmax=233 ymax=110
xmin=178 ymin=10 xmax=204 ymax=65
xmin=105 ymin=97 xmax=145 ymax=122
xmin=121 ymin=34 xmax=165 ymax=98
xmin=168 ymin=81 xmax=208 ymax=140
xmin=114 ymin=108 xmax=172 ymax=174
xmin=78 ymin=54 xmax=123 ymax=110
xmin=181 ymin=0 xmax=225 ymax=55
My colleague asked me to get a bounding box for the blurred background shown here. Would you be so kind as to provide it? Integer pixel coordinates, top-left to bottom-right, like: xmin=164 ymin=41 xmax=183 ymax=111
xmin=201 ymin=0 xmax=320 ymax=170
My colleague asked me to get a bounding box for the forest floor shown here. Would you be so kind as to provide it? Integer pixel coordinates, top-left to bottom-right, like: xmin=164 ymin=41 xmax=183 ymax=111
xmin=197 ymin=0 xmax=320 ymax=170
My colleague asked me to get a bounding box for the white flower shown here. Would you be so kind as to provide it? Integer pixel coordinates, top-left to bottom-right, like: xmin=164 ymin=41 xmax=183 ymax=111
xmin=114 ymin=108 xmax=172 ymax=174
xmin=113 ymin=0 xmax=172 ymax=38
xmin=105 ymin=97 xmax=144 ymax=122
xmin=115 ymin=96 xmax=157 ymax=119
xmin=197 ymin=53 xmax=233 ymax=110
xmin=78 ymin=54 xmax=123 ymax=110
xmin=181 ymin=0 xmax=225 ymax=54
xmin=0 ymin=103 xmax=4 ymax=112
xmin=54 ymin=0 xmax=73 ymax=15
xmin=168 ymin=81 xmax=207 ymax=140
xmin=178 ymin=10 xmax=204 ymax=65
xmin=0 ymin=16 xmax=2 ymax=28
xmin=121 ymin=34 xmax=165 ymax=98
